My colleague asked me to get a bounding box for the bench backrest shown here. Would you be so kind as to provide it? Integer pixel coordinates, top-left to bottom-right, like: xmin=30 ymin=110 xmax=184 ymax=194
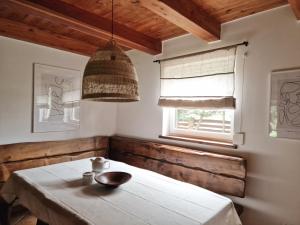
xmin=0 ymin=135 xmax=246 ymax=197
xmin=109 ymin=136 xmax=246 ymax=197
xmin=0 ymin=136 xmax=108 ymax=183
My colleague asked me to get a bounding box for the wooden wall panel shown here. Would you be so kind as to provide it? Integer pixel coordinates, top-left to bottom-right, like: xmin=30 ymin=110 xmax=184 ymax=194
xmin=0 ymin=136 xmax=108 ymax=182
xmin=0 ymin=136 xmax=108 ymax=163
xmin=0 ymin=150 xmax=106 ymax=182
xmin=0 ymin=135 xmax=246 ymax=197
xmin=109 ymin=136 xmax=246 ymax=197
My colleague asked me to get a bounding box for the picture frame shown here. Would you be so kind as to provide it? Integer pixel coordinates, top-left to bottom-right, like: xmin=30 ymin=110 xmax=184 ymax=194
xmin=269 ymin=68 xmax=300 ymax=139
xmin=32 ymin=63 xmax=81 ymax=133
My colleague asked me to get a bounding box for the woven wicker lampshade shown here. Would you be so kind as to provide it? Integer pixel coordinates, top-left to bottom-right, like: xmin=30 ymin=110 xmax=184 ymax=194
xmin=82 ymin=40 xmax=140 ymax=102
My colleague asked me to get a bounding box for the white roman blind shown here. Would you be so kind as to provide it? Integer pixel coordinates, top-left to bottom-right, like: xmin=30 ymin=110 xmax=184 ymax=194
xmin=158 ymin=46 xmax=237 ymax=109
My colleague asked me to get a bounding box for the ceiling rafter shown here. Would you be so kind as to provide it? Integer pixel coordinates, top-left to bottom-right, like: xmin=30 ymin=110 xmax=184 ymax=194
xmin=0 ymin=0 xmax=289 ymax=56
xmin=6 ymin=0 xmax=162 ymax=55
xmin=0 ymin=17 xmax=97 ymax=55
xmin=138 ymin=0 xmax=221 ymax=42
xmin=288 ymin=0 xmax=300 ymax=20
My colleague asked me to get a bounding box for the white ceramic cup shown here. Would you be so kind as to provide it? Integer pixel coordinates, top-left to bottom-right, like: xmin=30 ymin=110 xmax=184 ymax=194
xmin=82 ymin=172 xmax=94 ymax=185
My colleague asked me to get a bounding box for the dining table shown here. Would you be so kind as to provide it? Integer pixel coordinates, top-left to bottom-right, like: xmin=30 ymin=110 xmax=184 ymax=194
xmin=1 ymin=158 xmax=242 ymax=225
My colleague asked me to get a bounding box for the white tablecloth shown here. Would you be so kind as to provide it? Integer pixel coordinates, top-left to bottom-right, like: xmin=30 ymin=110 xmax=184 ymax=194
xmin=1 ymin=159 xmax=242 ymax=225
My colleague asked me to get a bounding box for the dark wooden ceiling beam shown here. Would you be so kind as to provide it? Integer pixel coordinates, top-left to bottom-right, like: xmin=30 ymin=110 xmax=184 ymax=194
xmin=288 ymin=0 xmax=300 ymax=20
xmin=0 ymin=17 xmax=97 ymax=56
xmin=7 ymin=0 xmax=162 ymax=55
xmin=139 ymin=0 xmax=221 ymax=41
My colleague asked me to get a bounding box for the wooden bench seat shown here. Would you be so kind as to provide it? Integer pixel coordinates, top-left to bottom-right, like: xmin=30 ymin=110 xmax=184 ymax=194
xmin=109 ymin=136 xmax=247 ymax=197
xmin=0 ymin=135 xmax=246 ymax=225
xmin=109 ymin=136 xmax=247 ymax=217
xmin=0 ymin=136 xmax=109 ymax=225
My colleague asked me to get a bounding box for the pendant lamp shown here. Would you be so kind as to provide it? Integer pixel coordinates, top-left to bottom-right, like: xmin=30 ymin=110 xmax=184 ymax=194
xmin=82 ymin=0 xmax=140 ymax=102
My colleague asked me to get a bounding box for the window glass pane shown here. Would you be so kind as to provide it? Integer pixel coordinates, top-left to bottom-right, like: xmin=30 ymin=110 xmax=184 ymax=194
xmin=175 ymin=109 xmax=233 ymax=134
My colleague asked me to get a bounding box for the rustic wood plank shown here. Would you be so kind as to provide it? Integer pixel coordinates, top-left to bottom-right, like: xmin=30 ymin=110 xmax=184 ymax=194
xmin=0 ymin=150 xmax=106 ymax=182
xmin=159 ymin=135 xmax=237 ymax=149
xmin=0 ymin=17 xmax=97 ymax=56
xmin=110 ymin=136 xmax=246 ymax=179
xmin=0 ymin=0 xmax=110 ymax=49
xmin=0 ymin=136 xmax=108 ymax=163
xmin=6 ymin=0 xmax=161 ymax=54
xmin=139 ymin=0 xmax=220 ymax=41
xmin=289 ymin=0 xmax=300 ymax=19
xmin=109 ymin=136 xmax=246 ymax=197
xmin=0 ymin=0 xmax=286 ymax=56
xmin=111 ymin=151 xmax=245 ymax=197
xmin=192 ymin=0 xmax=287 ymax=23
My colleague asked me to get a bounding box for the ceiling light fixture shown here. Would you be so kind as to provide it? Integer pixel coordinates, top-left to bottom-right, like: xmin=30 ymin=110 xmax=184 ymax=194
xmin=82 ymin=0 xmax=140 ymax=102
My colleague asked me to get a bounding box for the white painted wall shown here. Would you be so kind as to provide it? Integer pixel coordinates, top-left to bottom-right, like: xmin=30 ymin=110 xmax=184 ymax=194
xmin=0 ymin=37 xmax=117 ymax=144
xmin=117 ymin=6 xmax=300 ymax=225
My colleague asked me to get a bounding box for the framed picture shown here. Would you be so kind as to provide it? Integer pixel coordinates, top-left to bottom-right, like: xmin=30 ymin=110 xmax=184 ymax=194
xmin=269 ymin=68 xmax=300 ymax=139
xmin=33 ymin=63 xmax=81 ymax=133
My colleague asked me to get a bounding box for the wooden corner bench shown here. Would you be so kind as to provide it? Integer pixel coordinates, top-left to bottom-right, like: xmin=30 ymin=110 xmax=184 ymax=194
xmin=0 ymin=135 xmax=246 ymax=225
xmin=0 ymin=136 xmax=109 ymax=225
xmin=109 ymin=136 xmax=247 ymax=216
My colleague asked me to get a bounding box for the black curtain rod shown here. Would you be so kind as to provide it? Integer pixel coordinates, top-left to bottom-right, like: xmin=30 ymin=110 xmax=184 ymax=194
xmin=153 ymin=41 xmax=248 ymax=63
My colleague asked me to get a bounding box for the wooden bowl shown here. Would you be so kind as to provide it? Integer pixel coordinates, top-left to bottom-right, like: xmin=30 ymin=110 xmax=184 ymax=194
xmin=94 ymin=172 xmax=132 ymax=188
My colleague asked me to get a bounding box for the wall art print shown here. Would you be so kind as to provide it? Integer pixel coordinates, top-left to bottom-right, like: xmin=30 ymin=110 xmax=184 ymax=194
xmin=33 ymin=63 xmax=81 ymax=133
xmin=269 ymin=68 xmax=300 ymax=139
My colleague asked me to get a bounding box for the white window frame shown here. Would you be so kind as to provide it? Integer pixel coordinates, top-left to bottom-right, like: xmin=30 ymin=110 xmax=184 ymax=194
xmin=163 ymin=108 xmax=234 ymax=142
xmin=161 ymin=46 xmax=246 ymax=144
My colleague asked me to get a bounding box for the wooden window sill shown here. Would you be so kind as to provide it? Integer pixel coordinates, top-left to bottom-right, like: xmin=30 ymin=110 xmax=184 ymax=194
xmin=159 ymin=135 xmax=237 ymax=149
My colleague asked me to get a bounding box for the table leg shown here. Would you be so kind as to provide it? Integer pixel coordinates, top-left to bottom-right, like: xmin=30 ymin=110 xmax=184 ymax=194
xmin=36 ymin=219 xmax=49 ymax=225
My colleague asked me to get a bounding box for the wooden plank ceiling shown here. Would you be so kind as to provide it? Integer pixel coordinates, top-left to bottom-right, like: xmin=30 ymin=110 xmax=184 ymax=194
xmin=288 ymin=0 xmax=300 ymax=19
xmin=0 ymin=0 xmax=288 ymax=56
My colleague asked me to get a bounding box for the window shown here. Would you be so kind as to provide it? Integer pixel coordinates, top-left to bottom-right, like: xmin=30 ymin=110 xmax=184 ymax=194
xmin=168 ymin=108 xmax=234 ymax=141
xmin=158 ymin=44 xmax=246 ymax=145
